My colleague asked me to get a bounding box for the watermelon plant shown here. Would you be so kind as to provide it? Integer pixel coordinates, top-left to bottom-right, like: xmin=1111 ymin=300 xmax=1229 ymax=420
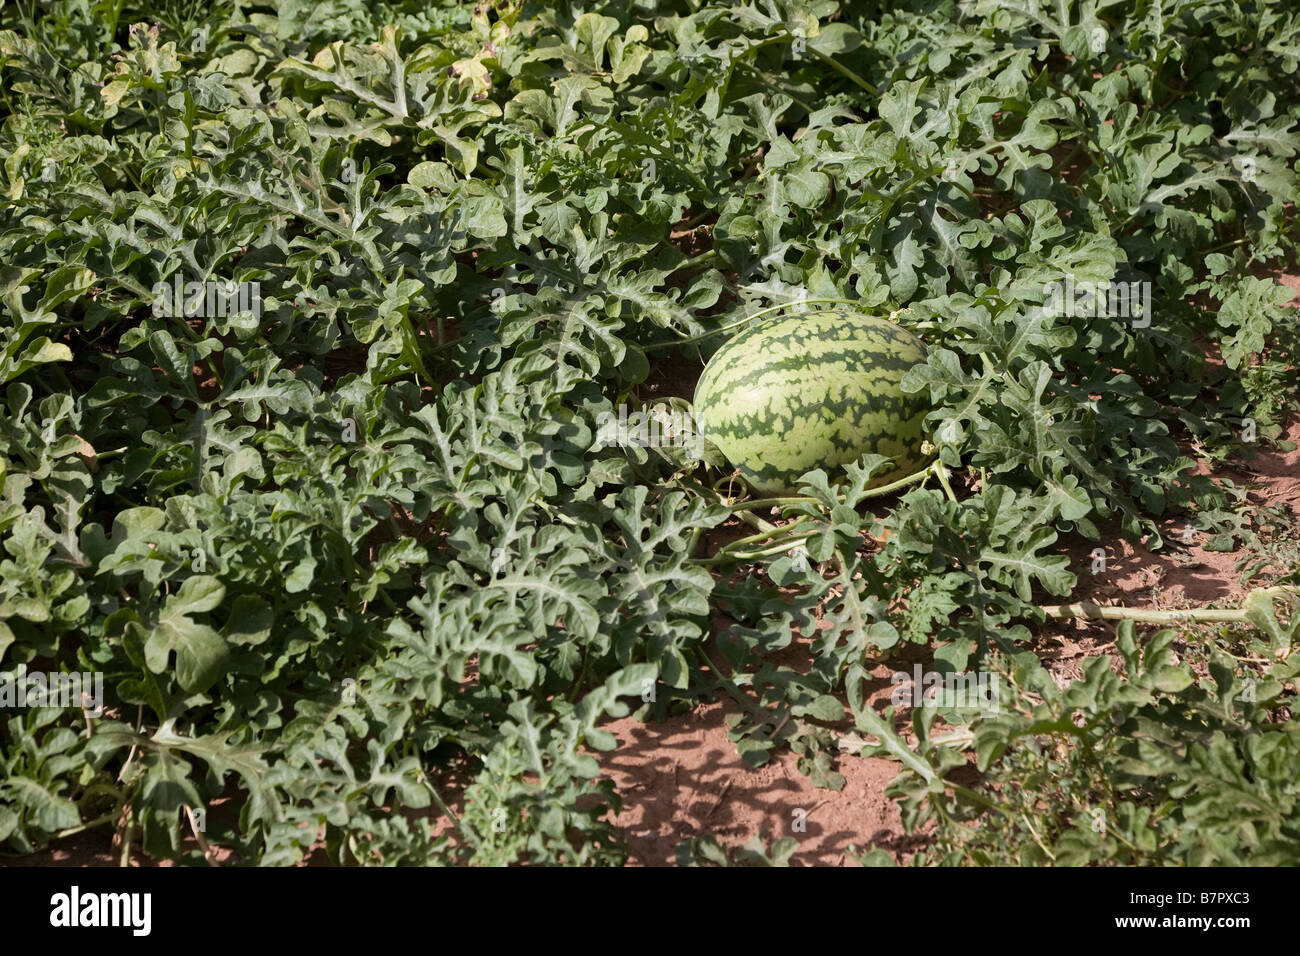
xmin=0 ymin=0 xmax=1297 ymax=867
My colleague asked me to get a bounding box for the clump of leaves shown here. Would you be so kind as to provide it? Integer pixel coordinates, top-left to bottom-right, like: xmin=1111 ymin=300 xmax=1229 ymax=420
xmin=857 ymin=612 xmax=1300 ymax=865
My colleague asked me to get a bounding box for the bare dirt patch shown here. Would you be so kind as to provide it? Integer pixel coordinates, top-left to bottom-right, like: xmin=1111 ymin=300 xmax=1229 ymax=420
xmin=599 ymin=698 xmax=910 ymax=866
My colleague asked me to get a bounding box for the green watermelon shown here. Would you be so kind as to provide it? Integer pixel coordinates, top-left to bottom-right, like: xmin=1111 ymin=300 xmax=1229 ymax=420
xmin=693 ymin=311 xmax=931 ymax=494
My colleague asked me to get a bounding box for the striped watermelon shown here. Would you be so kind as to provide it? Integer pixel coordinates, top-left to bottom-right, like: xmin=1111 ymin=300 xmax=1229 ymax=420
xmin=693 ymin=311 xmax=930 ymax=494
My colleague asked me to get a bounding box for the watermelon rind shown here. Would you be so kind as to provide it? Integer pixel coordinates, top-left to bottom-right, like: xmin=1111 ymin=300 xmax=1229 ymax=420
xmin=693 ymin=311 xmax=931 ymax=494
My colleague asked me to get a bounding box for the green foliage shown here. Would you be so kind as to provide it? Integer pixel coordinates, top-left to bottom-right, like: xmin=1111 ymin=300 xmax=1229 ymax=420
xmin=676 ymin=830 xmax=798 ymax=866
xmin=858 ymin=615 xmax=1300 ymax=866
xmin=0 ymin=0 xmax=1297 ymax=865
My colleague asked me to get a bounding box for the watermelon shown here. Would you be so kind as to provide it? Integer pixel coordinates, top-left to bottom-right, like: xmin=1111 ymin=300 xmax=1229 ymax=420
xmin=693 ymin=311 xmax=931 ymax=494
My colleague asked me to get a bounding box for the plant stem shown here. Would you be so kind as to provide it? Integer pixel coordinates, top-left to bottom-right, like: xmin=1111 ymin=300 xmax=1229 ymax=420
xmin=676 ymin=248 xmax=719 ymax=271
xmin=705 ymin=533 xmax=816 ymax=564
xmin=117 ymin=803 xmax=134 ymax=868
xmin=809 ymin=48 xmax=879 ymax=96
xmin=726 ymin=515 xmax=817 ymax=549
xmin=54 ymin=811 xmax=119 ymax=840
xmin=733 ymin=509 xmax=780 ymax=535
xmin=932 ymin=460 xmax=959 ymax=503
xmin=713 ymin=514 xmax=820 ymax=554
xmin=1040 ymin=602 xmax=1250 ymax=623
xmin=186 ymin=805 xmax=220 ymax=867
xmin=862 ymin=460 xmax=939 ymax=499
xmin=429 ymin=780 xmax=477 ymax=849
xmin=727 ymin=496 xmax=819 ymax=511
